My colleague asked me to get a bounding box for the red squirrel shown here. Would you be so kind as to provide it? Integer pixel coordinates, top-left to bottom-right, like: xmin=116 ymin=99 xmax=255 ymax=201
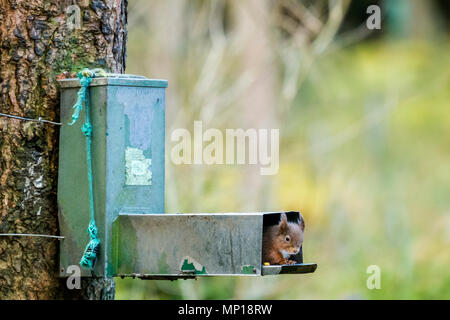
xmin=262 ymin=213 xmax=304 ymax=265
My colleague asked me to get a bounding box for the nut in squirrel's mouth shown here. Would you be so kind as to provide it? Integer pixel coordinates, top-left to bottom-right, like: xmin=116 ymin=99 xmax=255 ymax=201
xmin=281 ymin=249 xmax=300 ymax=257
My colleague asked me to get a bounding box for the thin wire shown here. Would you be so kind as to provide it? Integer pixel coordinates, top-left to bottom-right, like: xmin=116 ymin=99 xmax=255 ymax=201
xmin=0 ymin=112 xmax=62 ymax=126
xmin=0 ymin=233 xmax=65 ymax=240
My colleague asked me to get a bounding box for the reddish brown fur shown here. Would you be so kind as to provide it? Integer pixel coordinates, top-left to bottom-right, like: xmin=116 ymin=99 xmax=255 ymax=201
xmin=262 ymin=213 xmax=305 ymax=265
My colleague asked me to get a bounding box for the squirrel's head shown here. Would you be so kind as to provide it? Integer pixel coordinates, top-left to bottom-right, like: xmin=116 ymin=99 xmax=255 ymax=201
xmin=276 ymin=213 xmax=304 ymax=256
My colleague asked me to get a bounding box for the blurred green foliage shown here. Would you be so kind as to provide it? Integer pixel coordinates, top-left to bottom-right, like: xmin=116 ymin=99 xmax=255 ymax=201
xmin=115 ymin=0 xmax=449 ymax=299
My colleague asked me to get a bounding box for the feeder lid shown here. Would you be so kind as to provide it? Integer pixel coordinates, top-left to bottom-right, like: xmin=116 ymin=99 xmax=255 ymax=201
xmin=58 ymin=73 xmax=168 ymax=88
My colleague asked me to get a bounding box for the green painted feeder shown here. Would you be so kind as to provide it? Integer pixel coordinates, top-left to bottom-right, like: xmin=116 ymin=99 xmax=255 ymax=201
xmin=57 ymin=74 xmax=317 ymax=279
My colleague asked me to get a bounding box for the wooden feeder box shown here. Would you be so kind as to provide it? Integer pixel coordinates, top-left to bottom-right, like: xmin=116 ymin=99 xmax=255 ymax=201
xmin=57 ymin=75 xmax=317 ymax=279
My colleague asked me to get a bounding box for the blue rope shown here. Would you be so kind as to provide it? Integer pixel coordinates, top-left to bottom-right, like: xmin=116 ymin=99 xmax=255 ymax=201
xmin=70 ymin=68 xmax=101 ymax=272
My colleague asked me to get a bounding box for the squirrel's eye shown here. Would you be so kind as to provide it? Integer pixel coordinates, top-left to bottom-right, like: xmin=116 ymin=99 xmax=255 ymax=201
xmin=285 ymin=236 xmax=290 ymax=242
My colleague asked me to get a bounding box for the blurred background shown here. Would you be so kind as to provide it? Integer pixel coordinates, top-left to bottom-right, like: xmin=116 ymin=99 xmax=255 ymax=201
xmin=116 ymin=0 xmax=450 ymax=299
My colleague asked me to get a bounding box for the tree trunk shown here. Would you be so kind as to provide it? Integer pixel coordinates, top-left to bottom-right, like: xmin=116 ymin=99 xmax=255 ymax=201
xmin=0 ymin=0 xmax=127 ymax=299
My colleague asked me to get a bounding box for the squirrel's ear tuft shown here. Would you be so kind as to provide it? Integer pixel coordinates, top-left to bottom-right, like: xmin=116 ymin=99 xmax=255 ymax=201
xmin=298 ymin=213 xmax=305 ymax=231
xmin=278 ymin=213 xmax=288 ymax=233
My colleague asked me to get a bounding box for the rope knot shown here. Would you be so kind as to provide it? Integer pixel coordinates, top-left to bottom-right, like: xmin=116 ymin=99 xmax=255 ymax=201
xmin=81 ymin=122 xmax=92 ymax=136
xmin=80 ymin=69 xmax=95 ymax=78
xmin=87 ymin=220 xmax=98 ymax=238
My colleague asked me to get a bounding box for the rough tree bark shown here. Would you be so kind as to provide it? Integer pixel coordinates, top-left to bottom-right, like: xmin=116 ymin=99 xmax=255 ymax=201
xmin=0 ymin=0 xmax=127 ymax=299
